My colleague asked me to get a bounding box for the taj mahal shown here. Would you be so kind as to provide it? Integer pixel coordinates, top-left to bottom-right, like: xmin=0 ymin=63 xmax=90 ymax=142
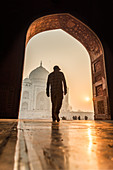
xmin=19 ymin=62 xmax=71 ymax=119
xmin=19 ymin=62 xmax=94 ymax=120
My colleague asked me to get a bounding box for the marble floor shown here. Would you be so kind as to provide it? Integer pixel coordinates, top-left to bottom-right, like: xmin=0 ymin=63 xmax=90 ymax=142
xmin=0 ymin=120 xmax=113 ymax=170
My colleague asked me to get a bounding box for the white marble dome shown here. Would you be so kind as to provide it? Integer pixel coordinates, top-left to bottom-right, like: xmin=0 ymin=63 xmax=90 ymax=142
xmin=29 ymin=62 xmax=49 ymax=81
xmin=23 ymin=78 xmax=31 ymax=83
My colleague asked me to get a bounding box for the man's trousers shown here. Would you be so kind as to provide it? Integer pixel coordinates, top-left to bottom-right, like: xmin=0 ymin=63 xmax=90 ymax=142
xmin=51 ymin=94 xmax=63 ymax=121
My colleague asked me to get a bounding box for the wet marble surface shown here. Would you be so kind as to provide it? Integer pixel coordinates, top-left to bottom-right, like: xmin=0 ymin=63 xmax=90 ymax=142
xmin=14 ymin=120 xmax=113 ymax=170
xmin=0 ymin=120 xmax=17 ymax=170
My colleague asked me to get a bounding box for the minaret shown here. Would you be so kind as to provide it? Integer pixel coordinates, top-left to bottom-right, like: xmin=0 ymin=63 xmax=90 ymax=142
xmin=40 ymin=61 xmax=42 ymax=67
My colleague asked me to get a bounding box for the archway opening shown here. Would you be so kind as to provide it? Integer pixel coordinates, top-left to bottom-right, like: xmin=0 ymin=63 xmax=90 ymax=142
xmin=19 ymin=13 xmax=110 ymax=120
xmin=19 ymin=29 xmax=94 ymax=120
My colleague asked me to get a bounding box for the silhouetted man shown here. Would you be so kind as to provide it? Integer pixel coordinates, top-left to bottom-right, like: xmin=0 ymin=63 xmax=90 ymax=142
xmin=46 ymin=66 xmax=67 ymax=122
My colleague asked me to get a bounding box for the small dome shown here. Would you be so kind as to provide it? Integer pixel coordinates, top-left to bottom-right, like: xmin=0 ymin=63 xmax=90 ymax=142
xmin=29 ymin=63 xmax=49 ymax=81
xmin=23 ymin=78 xmax=31 ymax=83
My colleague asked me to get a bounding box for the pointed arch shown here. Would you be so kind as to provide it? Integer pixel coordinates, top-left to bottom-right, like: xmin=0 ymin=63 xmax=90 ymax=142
xmin=25 ymin=13 xmax=110 ymax=120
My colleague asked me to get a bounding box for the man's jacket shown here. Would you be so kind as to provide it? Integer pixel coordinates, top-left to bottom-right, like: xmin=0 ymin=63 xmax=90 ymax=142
xmin=46 ymin=70 xmax=67 ymax=97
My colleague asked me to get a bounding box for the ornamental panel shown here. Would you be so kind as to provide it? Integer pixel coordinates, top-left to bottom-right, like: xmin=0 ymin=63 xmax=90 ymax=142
xmin=95 ymin=74 xmax=102 ymax=82
xmin=97 ymin=100 xmax=105 ymax=114
xmin=94 ymin=61 xmax=101 ymax=73
xmin=96 ymin=85 xmax=103 ymax=96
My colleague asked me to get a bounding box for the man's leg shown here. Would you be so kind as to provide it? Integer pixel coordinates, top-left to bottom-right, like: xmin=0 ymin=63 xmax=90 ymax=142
xmin=51 ymin=95 xmax=57 ymax=121
xmin=52 ymin=103 xmax=56 ymax=121
xmin=56 ymin=95 xmax=63 ymax=122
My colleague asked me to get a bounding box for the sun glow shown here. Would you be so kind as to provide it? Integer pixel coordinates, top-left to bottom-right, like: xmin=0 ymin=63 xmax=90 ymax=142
xmin=85 ymin=97 xmax=90 ymax=102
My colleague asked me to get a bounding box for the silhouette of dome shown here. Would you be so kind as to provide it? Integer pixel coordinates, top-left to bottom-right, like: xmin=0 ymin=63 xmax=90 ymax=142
xmin=29 ymin=62 xmax=49 ymax=81
xmin=23 ymin=78 xmax=31 ymax=84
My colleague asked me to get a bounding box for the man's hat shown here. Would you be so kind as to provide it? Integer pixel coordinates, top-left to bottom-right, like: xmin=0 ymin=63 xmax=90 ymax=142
xmin=53 ymin=65 xmax=61 ymax=70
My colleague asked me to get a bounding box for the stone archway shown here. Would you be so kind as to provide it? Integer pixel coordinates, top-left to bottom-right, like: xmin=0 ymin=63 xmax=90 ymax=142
xmin=25 ymin=13 xmax=110 ymax=120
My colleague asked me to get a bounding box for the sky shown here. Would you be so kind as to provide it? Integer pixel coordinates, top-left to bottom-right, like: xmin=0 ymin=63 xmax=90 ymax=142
xmin=22 ymin=29 xmax=94 ymax=112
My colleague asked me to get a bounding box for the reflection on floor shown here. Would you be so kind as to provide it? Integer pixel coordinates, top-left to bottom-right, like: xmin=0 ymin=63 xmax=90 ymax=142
xmin=0 ymin=120 xmax=113 ymax=170
xmin=0 ymin=120 xmax=17 ymax=170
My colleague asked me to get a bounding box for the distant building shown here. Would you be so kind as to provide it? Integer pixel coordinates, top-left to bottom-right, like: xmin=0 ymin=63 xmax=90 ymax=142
xmin=19 ymin=62 xmax=70 ymax=119
xmin=62 ymin=111 xmax=94 ymax=120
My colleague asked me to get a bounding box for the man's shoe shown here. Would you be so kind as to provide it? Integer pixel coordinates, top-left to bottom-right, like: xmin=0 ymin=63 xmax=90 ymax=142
xmin=52 ymin=118 xmax=56 ymax=122
xmin=57 ymin=117 xmax=60 ymax=122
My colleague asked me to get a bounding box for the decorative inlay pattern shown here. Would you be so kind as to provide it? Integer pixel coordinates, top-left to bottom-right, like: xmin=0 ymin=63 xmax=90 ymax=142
xmin=96 ymin=85 xmax=103 ymax=96
xmin=26 ymin=13 xmax=103 ymax=61
xmin=95 ymin=74 xmax=102 ymax=82
xmin=97 ymin=100 xmax=105 ymax=114
xmin=94 ymin=61 xmax=101 ymax=73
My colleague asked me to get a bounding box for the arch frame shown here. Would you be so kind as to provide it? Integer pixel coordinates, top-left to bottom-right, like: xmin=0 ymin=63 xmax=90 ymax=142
xmin=25 ymin=13 xmax=110 ymax=120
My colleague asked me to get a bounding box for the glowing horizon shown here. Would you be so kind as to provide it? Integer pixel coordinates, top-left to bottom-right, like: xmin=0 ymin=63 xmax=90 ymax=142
xmin=23 ymin=29 xmax=94 ymax=112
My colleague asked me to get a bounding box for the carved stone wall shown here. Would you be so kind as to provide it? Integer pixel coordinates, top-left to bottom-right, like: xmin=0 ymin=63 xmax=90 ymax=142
xmin=26 ymin=13 xmax=103 ymax=62
xmin=25 ymin=13 xmax=110 ymax=120
xmin=96 ymin=85 xmax=103 ymax=96
xmin=97 ymin=100 xmax=105 ymax=114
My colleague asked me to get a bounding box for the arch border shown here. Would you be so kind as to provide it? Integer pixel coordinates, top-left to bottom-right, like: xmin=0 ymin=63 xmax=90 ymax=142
xmin=25 ymin=13 xmax=110 ymax=120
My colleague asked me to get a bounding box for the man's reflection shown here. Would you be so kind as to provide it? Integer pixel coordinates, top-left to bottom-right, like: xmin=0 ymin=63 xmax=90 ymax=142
xmin=43 ymin=122 xmax=69 ymax=169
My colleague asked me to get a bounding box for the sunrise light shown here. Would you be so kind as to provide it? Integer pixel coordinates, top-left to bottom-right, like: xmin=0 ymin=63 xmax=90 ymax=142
xmin=85 ymin=97 xmax=90 ymax=102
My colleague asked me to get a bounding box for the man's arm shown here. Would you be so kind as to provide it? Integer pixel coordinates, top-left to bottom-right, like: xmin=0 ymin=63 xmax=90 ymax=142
xmin=46 ymin=75 xmax=50 ymax=97
xmin=62 ymin=73 xmax=67 ymax=95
